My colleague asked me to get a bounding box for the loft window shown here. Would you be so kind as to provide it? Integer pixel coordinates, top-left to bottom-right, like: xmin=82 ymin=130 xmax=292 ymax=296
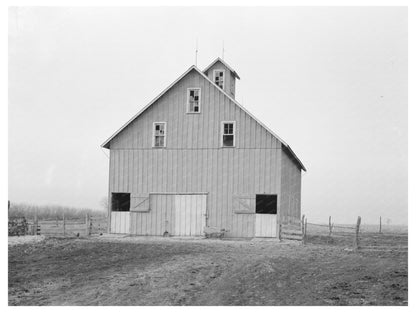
xmin=222 ymin=121 xmax=235 ymax=147
xmin=256 ymin=195 xmax=277 ymax=214
xmin=187 ymin=88 xmax=201 ymax=113
xmin=111 ymin=193 xmax=130 ymax=211
xmin=153 ymin=122 xmax=166 ymax=147
xmin=213 ymin=70 xmax=225 ymax=89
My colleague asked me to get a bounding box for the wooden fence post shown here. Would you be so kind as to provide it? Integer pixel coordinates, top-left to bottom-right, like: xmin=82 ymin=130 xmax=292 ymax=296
xmin=63 ymin=213 xmax=66 ymax=236
xmin=329 ymin=216 xmax=332 ymax=236
xmin=85 ymin=214 xmax=89 ymax=236
xmin=301 ymin=214 xmax=305 ymax=235
xmin=34 ymin=209 xmax=38 ymax=236
xmin=86 ymin=214 xmax=92 ymax=236
xmin=353 ymin=216 xmax=361 ymax=251
xmin=278 ymin=222 xmax=282 ymax=241
xmin=379 ymin=216 xmax=382 ymax=234
xmin=303 ymin=218 xmax=307 ymax=244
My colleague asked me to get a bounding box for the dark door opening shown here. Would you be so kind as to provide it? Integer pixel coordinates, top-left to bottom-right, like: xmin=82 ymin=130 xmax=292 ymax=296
xmin=111 ymin=193 xmax=130 ymax=211
xmin=255 ymin=194 xmax=277 ymax=214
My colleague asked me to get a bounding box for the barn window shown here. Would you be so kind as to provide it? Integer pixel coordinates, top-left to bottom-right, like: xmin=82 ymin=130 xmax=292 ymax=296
xmin=153 ymin=122 xmax=166 ymax=147
xmin=221 ymin=121 xmax=235 ymax=147
xmin=111 ymin=193 xmax=130 ymax=211
xmin=187 ymin=88 xmax=201 ymax=113
xmin=213 ymin=70 xmax=225 ymax=89
xmin=256 ymin=195 xmax=277 ymax=214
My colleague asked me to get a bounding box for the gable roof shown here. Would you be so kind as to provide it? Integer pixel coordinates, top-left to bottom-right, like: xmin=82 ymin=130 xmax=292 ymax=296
xmin=203 ymin=57 xmax=240 ymax=80
xmin=101 ymin=65 xmax=306 ymax=171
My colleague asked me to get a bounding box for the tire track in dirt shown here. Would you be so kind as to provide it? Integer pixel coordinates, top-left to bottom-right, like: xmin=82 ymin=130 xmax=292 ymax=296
xmin=9 ymin=236 xmax=407 ymax=305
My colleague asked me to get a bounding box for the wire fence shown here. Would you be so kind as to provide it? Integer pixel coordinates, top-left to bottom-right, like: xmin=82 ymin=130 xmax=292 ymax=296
xmin=303 ymin=216 xmax=407 ymax=252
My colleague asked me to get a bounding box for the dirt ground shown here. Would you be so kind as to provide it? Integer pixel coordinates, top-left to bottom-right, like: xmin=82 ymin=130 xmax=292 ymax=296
xmin=8 ymin=235 xmax=407 ymax=306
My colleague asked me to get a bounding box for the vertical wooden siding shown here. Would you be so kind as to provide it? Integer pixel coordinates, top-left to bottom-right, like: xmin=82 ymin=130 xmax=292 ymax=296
xmin=174 ymin=195 xmax=206 ymax=236
xmin=110 ymin=212 xmax=130 ymax=234
xmin=280 ymin=146 xmax=302 ymax=225
xmin=255 ymin=214 xmax=277 ymax=237
xmin=108 ymin=69 xmax=283 ymax=237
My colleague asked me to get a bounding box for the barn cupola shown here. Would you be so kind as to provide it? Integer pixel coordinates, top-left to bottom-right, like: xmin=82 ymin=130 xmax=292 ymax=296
xmin=203 ymin=57 xmax=240 ymax=99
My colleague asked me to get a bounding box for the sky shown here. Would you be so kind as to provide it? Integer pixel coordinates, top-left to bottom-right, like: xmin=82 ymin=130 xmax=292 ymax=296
xmin=8 ymin=6 xmax=407 ymax=224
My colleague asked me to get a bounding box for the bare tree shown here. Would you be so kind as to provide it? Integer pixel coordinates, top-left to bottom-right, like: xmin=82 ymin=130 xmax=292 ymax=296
xmin=9 ymin=202 xmax=106 ymax=220
xmin=100 ymin=196 xmax=109 ymax=214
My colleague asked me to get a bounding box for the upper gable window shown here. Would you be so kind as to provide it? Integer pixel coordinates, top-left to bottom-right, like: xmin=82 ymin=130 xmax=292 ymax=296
xmin=187 ymin=88 xmax=201 ymax=113
xmin=213 ymin=70 xmax=225 ymax=90
xmin=153 ymin=122 xmax=166 ymax=148
xmin=221 ymin=121 xmax=235 ymax=147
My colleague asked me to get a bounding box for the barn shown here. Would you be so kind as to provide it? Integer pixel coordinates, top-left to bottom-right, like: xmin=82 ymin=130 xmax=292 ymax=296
xmin=101 ymin=57 xmax=306 ymax=238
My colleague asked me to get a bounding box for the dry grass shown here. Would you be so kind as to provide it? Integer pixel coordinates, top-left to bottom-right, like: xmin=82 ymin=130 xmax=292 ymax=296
xmin=8 ymin=234 xmax=407 ymax=306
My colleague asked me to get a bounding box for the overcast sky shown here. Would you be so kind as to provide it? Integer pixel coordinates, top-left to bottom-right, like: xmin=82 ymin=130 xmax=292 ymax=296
xmin=8 ymin=7 xmax=407 ymax=224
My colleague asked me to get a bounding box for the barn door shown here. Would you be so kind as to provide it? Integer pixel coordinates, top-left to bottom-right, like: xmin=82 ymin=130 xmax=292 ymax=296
xmin=255 ymin=194 xmax=277 ymax=238
xmin=131 ymin=194 xmax=207 ymax=236
xmin=110 ymin=212 xmax=130 ymax=234
xmin=174 ymin=194 xmax=207 ymax=236
xmin=110 ymin=192 xmax=131 ymax=234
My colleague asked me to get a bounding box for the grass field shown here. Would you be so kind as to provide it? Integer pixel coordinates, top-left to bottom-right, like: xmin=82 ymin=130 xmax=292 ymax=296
xmin=8 ymin=233 xmax=407 ymax=306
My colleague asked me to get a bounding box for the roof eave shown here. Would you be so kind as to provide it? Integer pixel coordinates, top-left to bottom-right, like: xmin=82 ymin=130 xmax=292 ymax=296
xmin=285 ymin=145 xmax=307 ymax=172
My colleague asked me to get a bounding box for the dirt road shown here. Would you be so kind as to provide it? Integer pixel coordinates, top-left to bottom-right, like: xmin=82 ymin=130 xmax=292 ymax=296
xmin=8 ymin=235 xmax=407 ymax=305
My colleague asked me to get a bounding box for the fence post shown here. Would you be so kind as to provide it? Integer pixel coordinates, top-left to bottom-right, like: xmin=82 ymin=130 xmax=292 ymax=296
xmin=34 ymin=209 xmax=38 ymax=236
xmin=302 ymin=218 xmax=307 ymax=244
xmin=379 ymin=216 xmax=382 ymax=234
xmin=353 ymin=216 xmax=361 ymax=251
xmin=329 ymin=216 xmax=332 ymax=236
xmin=278 ymin=222 xmax=282 ymax=241
xmin=63 ymin=212 xmax=66 ymax=236
xmin=85 ymin=214 xmax=89 ymax=236
xmin=301 ymin=214 xmax=305 ymax=236
xmin=85 ymin=214 xmax=92 ymax=236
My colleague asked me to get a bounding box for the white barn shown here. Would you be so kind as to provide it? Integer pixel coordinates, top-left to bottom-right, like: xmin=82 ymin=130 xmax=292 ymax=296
xmin=102 ymin=57 xmax=306 ymax=238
